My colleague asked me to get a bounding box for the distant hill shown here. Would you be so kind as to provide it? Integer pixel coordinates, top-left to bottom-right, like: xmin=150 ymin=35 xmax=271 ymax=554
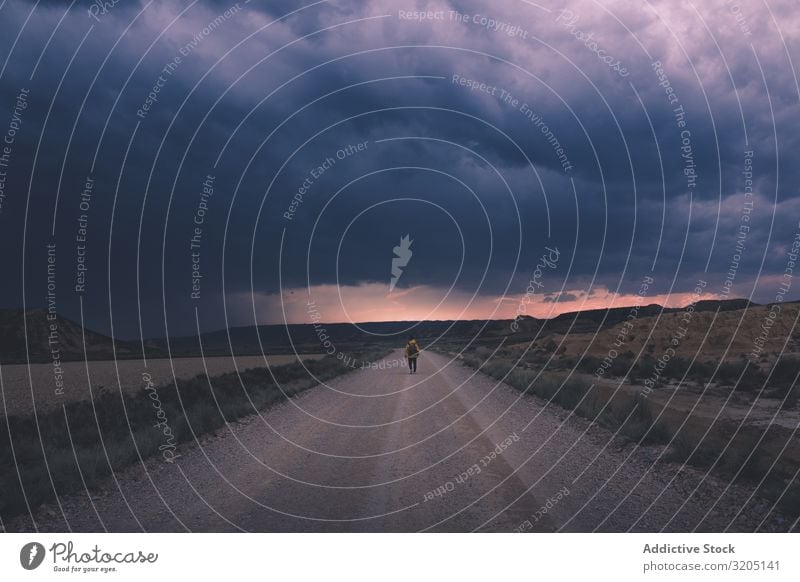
xmin=144 ymin=319 xmax=504 ymax=357
xmin=550 ymin=300 xmax=800 ymax=363
xmin=0 ymin=309 xmax=141 ymax=364
xmin=150 ymin=298 xmax=762 ymax=356
xmin=509 ymin=298 xmax=756 ymax=339
xmin=0 ymin=298 xmax=771 ymax=362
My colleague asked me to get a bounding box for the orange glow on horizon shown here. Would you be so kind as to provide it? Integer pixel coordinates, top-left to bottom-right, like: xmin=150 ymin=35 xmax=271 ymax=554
xmin=230 ymin=283 xmax=726 ymax=325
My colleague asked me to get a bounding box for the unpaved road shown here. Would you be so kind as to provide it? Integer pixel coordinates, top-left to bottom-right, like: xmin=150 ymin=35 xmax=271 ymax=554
xmin=9 ymin=351 xmax=791 ymax=532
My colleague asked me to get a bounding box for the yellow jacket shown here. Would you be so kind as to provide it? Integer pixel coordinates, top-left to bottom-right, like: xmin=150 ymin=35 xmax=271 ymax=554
xmin=405 ymin=339 xmax=420 ymax=359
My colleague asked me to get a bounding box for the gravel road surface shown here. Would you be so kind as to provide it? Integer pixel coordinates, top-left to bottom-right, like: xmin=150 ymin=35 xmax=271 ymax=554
xmin=9 ymin=351 xmax=790 ymax=532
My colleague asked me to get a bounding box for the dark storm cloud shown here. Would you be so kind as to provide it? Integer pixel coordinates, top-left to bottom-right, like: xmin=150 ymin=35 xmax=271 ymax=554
xmin=543 ymin=292 xmax=578 ymax=303
xmin=0 ymin=0 xmax=798 ymax=336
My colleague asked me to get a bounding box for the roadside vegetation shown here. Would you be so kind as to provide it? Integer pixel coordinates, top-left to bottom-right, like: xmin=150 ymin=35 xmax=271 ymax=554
xmin=557 ymin=352 xmax=799 ymax=404
xmin=451 ymin=344 xmax=800 ymax=520
xmin=459 ymin=347 xmax=671 ymax=445
xmin=0 ymin=349 xmax=389 ymax=520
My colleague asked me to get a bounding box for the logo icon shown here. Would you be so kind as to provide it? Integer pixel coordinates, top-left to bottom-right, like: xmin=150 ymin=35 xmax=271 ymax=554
xmin=20 ymin=542 xmax=45 ymax=570
xmin=389 ymin=234 xmax=413 ymax=292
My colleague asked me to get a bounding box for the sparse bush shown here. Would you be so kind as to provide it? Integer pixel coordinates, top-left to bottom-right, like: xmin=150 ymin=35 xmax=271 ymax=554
xmin=666 ymin=435 xmax=718 ymax=467
xmin=779 ymin=387 xmax=798 ymax=410
xmin=716 ymin=360 xmax=748 ymax=383
xmin=777 ymin=481 xmax=800 ymax=523
xmin=734 ymin=364 xmax=767 ymax=392
xmin=555 ymin=355 xmax=577 ymax=370
xmin=460 ymin=353 xmax=799 ymax=522
xmin=662 ymin=357 xmax=692 ymax=380
xmin=575 ymin=355 xmax=601 ymax=374
xmin=619 ymin=399 xmax=670 ymax=444
xmin=687 ymin=360 xmax=715 ymax=381
xmin=608 ymin=353 xmax=634 ymax=377
xmin=629 ymin=355 xmax=657 ymax=382
xmin=550 ymin=376 xmax=592 ymax=411
xmin=769 ymin=356 xmax=800 ymax=396
xmin=479 ymin=346 xmax=496 ymax=359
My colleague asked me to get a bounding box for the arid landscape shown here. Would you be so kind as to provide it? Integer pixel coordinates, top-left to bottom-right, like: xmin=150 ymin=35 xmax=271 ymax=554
xmin=8 ymin=350 xmax=793 ymax=533
xmin=2 ymin=1 xmax=799 ymax=577
xmin=2 ymin=299 xmax=798 ymax=531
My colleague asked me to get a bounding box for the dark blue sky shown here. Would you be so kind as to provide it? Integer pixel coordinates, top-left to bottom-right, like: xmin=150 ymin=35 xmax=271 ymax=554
xmin=0 ymin=0 xmax=798 ymax=338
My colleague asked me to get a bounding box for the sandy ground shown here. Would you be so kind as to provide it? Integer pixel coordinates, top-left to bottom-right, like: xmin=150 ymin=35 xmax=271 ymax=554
xmin=6 ymin=351 xmax=793 ymax=532
xmin=0 ymin=354 xmax=323 ymax=417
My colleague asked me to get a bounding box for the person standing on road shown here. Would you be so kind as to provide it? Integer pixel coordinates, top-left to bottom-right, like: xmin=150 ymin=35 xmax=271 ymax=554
xmin=405 ymin=337 xmax=420 ymax=374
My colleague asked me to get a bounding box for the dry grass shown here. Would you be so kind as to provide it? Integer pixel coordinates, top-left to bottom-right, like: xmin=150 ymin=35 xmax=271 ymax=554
xmin=457 ymin=346 xmax=800 ymax=520
xmin=0 ymin=349 xmax=386 ymax=520
xmin=0 ymin=354 xmax=324 ymax=417
xmin=545 ymin=303 xmax=800 ymax=364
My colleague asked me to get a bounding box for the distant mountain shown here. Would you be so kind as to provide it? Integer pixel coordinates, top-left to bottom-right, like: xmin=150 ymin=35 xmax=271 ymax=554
xmin=0 ymin=298 xmax=766 ymax=362
xmin=0 ymin=309 xmax=141 ymax=364
xmin=555 ymin=300 xmax=800 ymax=362
xmin=145 ymin=319 xmax=502 ymax=357
xmin=535 ymin=297 xmax=756 ymax=335
xmin=151 ymin=298 xmax=762 ymax=356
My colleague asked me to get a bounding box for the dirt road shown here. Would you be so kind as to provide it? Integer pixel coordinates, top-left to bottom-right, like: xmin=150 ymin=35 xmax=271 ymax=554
xmin=10 ymin=351 xmax=790 ymax=532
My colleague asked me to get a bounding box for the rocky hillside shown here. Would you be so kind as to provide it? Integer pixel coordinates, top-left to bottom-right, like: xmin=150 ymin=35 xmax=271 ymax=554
xmin=544 ymin=301 xmax=800 ymax=364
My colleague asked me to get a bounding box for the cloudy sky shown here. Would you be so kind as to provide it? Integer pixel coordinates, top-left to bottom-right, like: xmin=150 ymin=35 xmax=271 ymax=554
xmin=0 ymin=0 xmax=798 ymax=338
